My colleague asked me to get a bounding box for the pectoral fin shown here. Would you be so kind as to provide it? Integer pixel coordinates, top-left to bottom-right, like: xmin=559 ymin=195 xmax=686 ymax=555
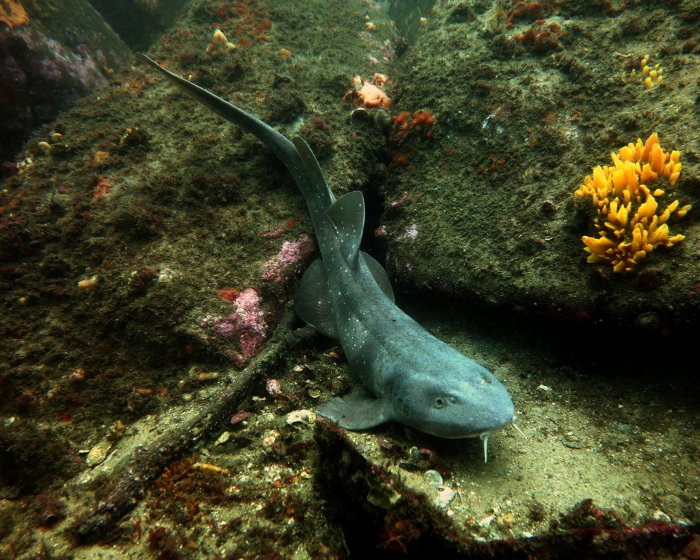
xmin=294 ymin=258 xmax=337 ymax=338
xmin=317 ymin=388 xmax=393 ymax=430
xmin=361 ymin=252 xmax=394 ymax=302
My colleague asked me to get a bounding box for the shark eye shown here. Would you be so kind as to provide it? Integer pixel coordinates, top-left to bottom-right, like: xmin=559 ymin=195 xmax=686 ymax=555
xmin=434 ymin=397 xmax=446 ymax=408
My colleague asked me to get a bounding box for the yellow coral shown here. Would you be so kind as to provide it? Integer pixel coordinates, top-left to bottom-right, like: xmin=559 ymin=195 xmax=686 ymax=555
xmin=0 ymin=0 xmax=28 ymax=29
xmin=640 ymin=54 xmax=663 ymax=89
xmin=630 ymin=55 xmax=664 ymax=89
xmin=575 ymin=133 xmax=691 ymax=273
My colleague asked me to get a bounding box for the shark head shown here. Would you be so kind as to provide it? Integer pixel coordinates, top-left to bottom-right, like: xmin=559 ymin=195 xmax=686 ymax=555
xmin=387 ymin=349 xmax=515 ymax=447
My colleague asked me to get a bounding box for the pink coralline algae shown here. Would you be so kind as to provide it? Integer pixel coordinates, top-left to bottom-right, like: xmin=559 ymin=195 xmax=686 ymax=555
xmin=262 ymin=235 xmax=315 ymax=282
xmin=201 ymin=288 xmax=268 ymax=366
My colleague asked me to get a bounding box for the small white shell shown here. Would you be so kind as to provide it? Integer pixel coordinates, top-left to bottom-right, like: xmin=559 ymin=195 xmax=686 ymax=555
xmin=286 ymin=409 xmax=317 ymax=426
xmin=434 ymin=486 xmax=456 ymax=509
xmin=424 ymin=470 xmax=443 ymax=487
xmin=85 ymin=439 xmax=112 ymax=467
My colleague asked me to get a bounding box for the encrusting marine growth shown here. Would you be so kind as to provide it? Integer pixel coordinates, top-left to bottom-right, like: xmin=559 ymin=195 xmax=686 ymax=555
xmin=575 ymin=133 xmax=691 ymax=273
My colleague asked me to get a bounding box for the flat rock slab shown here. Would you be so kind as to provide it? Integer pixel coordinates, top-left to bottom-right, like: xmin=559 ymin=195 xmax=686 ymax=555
xmin=314 ymin=420 xmax=697 ymax=558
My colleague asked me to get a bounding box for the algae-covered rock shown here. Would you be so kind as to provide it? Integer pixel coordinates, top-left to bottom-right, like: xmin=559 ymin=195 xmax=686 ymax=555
xmin=0 ymin=0 xmax=133 ymax=162
xmin=381 ymin=0 xmax=699 ymax=331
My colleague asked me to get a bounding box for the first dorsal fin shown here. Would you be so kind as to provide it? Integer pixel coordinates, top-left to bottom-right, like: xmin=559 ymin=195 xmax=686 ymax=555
xmin=326 ymin=191 xmax=365 ymax=266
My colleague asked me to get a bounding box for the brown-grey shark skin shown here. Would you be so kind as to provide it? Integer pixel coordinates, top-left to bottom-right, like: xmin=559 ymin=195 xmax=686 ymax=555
xmin=138 ymin=54 xmax=515 ymax=451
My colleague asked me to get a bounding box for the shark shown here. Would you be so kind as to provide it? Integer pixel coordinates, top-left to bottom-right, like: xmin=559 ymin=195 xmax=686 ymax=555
xmin=138 ymin=54 xmax=515 ymax=461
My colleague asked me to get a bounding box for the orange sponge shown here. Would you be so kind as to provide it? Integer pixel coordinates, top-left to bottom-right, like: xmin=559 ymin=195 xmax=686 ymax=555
xmin=575 ymin=133 xmax=691 ymax=273
xmin=0 ymin=0 xmax=28 ymax=29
